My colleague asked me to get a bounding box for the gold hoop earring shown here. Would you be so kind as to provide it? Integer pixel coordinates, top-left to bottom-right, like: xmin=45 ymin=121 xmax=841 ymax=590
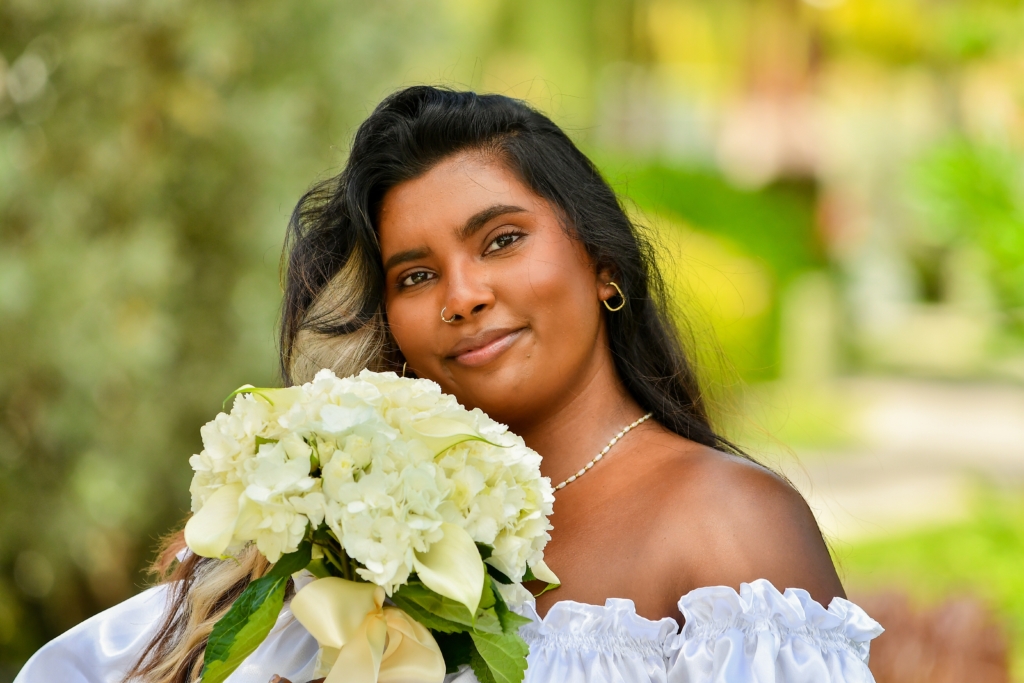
xmin=441 ymin=307 xmax=457 ymax=324
xmin=401 ymin=362 xmax=407 ymax=378
xmin=603 ymin=281 xmax=626 ymax=312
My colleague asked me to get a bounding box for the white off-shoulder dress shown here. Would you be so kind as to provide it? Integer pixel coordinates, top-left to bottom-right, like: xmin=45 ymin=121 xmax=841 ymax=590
xmin=15 ymin=577 xmax=882 ymax=683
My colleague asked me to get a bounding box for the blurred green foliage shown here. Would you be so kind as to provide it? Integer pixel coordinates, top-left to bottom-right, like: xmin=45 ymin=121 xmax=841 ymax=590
xmin=841 ymin=489 xmax=1024 ymax=675
xmin=598 ymin=158 xmax=822 ymax=382
xmin=600 ymin=161 xmax=822 ymax=280
xmin=819 ymin=0 xmax=1024 ymax=64
xmin=0 ymin=0 xmax=464 ymax=671
xmin=3 ymin=0 xmax=1024 ymax=676
xmin=911 ymin=139 xmax=1024 ymax=333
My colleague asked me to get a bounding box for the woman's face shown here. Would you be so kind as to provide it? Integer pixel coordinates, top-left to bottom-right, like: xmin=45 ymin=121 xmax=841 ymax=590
xmin=378 ymin=151 xmax=615 ymax=428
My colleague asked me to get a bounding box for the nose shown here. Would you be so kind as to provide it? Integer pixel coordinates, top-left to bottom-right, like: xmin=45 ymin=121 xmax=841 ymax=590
xmin=441 ymin=261 xmax=495 ymax=323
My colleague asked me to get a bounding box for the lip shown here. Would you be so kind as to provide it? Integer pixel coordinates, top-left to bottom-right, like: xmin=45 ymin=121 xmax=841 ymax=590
xmin=447 ymin=327 xmax=526 ymax=367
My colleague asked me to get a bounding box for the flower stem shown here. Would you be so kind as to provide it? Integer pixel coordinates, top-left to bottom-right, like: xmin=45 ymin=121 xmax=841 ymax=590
xmin=340 ymin=547 xmax=353 ymax=581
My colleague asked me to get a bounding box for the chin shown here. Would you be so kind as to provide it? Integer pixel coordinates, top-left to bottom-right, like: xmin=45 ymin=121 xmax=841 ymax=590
xmin=444 ymin=361 xmax=536 ymax=422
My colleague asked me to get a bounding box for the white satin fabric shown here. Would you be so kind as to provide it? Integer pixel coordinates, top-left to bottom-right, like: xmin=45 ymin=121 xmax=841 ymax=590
xmin=15 ymin=578 xmax=881 ymax=683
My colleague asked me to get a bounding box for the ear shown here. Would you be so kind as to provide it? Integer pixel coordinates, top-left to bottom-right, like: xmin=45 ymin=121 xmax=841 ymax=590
xmin=596 ymin=264 xmax=619 ymax=305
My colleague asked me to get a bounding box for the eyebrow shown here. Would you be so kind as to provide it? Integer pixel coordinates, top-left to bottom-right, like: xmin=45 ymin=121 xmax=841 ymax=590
xmin=383 ymin=247 xmax=431 ymax=272
xmin=457 ymin=204 xmax=527 ymax=241
xmin=382 ymin=204 xmax=527 ymax=272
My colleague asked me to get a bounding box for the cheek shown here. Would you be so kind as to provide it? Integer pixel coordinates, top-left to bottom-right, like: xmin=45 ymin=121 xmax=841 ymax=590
xmin=517 ymin=242 xmax=601 ymax=341
xmin=386 ymin=300 xmax=435 ymax=361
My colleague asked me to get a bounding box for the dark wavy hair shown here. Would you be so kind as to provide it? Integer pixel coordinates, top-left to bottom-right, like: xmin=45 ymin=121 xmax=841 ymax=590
xmin=280 ymin=85 xmax=739 ymax=453
xmin=128 ymin=86 xmax=746 ymax=683
xmin=128 ymin=85 xmax=749 ymax=683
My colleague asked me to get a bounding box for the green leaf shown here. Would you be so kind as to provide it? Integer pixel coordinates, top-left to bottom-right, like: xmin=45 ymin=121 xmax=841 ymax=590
xmin=393 ymin=582 xmax=474 ymax=627
xmin=265 ymin=540 xmax=312 ymax=579
xmin=486 ymin=563 xmax=513 ymax=585
xmin=474 ymin=608 xmax=503 ymax=634
xmin=254 ymin=436 xmax=278 ymax=447
xmin=469 ymin=631 xmax=529 ymax=683
xmin=522 ymin=566 xmax=559 ymax=598
xmin=305 ymin=558 xmax=332 ymax=578
xmin=491 ymin=579 xmax=531 ymax=636
xmin=433 ymin=631 xmax=474 ymax=674
xmin=497 ymin=607 xmax=531 ymax=636
xmin=391 ymin=582 xmax=502 ymax=634
xmin=391 ymin=581 xmax=471 ymax=634
xmin=531 ymin=583 xmax=558 ymax=598
xmin=200 ymin=575 xmax=288 ymax=683
xmin=198 ymin=541 xmax=312 ymax=683
xmin=475 ymin=543 xmax=494 ymax=561
xmin=479 ymin=577 xmax=496 ymax=610
xmin=320 ymin=544 xmax=350 ymax=579
xmin=312 ymin=524 xmax=338 ymax=546
xmin=390 ymin=591 xmax=469 ymax=634
xmin=469 ymin=643 xmax=498 ymax=683
xmin=533 ymin=584 xmax=558 ymax=598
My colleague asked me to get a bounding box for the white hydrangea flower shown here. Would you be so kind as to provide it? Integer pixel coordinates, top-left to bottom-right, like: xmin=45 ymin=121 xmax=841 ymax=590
xmin=186 ymin=368 xmax=553 ymax=591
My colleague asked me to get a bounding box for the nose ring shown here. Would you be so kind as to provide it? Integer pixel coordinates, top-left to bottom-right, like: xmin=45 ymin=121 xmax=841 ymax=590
xmin=441 ymin=307 xmax=457 ymax=324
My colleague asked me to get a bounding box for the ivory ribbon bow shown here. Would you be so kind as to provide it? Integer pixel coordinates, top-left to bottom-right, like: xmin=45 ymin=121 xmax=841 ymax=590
xmin=290 ymin=577 xmax=447 ymax=683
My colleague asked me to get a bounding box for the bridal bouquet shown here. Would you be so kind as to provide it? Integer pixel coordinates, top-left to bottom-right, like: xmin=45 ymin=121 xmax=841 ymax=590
xmin=183 ymin=369 xmax=558 ymax=683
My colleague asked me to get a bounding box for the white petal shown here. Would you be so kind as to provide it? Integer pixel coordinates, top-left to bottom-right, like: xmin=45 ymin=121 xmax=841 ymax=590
xmin=320 ymin=404 xmax=375 ymax=433
xmin=184 ymin=483 xmax=243 ymax=558
xmin=411 ymin=418 xmax=493 ymax=456
xmin=530 ymin=559 xmax=560 ymax=586
xmin=413 ymin=522 xmax=484 ymax=615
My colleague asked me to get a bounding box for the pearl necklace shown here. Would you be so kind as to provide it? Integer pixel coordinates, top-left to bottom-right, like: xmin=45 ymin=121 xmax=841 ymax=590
xmin=553 ymin=413 xmax=653 ymax=491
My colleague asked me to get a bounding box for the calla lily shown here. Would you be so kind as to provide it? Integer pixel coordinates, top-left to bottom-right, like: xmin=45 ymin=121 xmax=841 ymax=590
xmin=530 ymin=559 xmax=560 ymax=586
xmin=291 ymin=577 xmax=446 ymax=683
xmin=222 ymin=385 xmax=304 ymax=411
xmin=253 ymin=386 xmax=304 ymax=411
xmin=411 ymin=417 xmax=496 ymax=456
xmin=413 ymin=522 xmax=484 ymax=615
xmin=184 ymin=482 xmax=244 ymax=558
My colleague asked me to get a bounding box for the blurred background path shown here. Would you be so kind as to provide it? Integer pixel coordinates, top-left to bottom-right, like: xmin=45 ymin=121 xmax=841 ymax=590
xmin=773 ymin=377 xmax=1024 ymax=542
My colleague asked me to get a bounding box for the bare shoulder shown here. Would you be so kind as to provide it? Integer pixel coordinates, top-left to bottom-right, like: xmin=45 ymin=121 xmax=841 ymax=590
xmin=637 ymin=430 xmax=845 ymax=608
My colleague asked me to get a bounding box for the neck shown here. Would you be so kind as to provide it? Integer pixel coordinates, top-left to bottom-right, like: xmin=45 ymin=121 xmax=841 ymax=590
xmin=512 ymin=353 xmax=645 ymax=487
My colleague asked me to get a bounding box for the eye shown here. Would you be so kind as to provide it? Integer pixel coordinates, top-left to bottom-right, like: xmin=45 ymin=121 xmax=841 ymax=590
xmin=484 ymin=231 xmax=522 ymax=254
xmin=400 ymin=270 xmax=435 ymax=288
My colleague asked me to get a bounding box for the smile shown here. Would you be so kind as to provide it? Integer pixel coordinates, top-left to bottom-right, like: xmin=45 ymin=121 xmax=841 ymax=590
xmin=448 ymin=328 xmax=526 ymax=367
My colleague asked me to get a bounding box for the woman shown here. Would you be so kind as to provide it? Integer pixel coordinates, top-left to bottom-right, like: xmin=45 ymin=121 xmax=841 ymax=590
xmin=16 ymin=86 xmax=881 ymax=683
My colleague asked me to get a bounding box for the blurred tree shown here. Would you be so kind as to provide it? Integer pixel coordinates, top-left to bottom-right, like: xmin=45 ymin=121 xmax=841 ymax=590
xmin=0 ymin=0 xmax=463 ymax=672
xmin=910 ymin=139 xmax=1024 ymax=336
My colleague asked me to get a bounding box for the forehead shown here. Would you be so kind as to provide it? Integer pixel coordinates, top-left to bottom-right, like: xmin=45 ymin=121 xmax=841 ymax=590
xmin=377 ymin=152 xmax=544 ymax=240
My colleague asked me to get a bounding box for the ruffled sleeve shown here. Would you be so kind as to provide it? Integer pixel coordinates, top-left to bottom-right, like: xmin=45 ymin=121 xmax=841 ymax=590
xmin=667 ymin=579 xmax=883 ymax=683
